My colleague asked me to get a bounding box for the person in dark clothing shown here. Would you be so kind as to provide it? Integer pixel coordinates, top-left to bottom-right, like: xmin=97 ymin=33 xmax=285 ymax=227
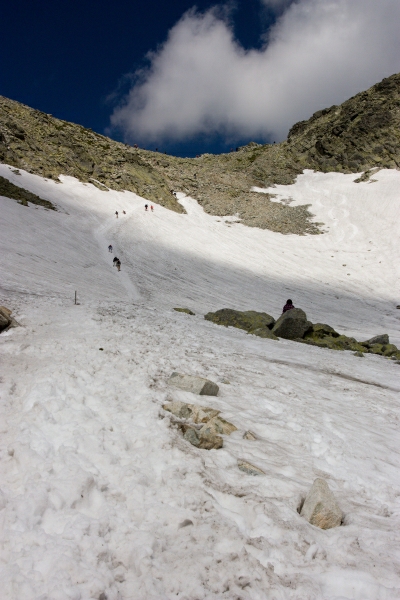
xmin=282 ymin=299 xmax=295 ymax=313
xmin=145 ymin=204 xmax=148 ymax=211
xmin=108 ymin=245 xmax=113 ymax=252
xmin=113 ymin=257 xmax=119 ymax=266
xmin=115 ymin=211 xmax=118 ymax=218
xmin=116 ymin=259 xmax=121 ymax=272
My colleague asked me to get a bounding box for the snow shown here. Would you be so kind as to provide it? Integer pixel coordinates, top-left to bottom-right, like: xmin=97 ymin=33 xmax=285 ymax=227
xmin=0 ymin=164 xmax=400 ymax=599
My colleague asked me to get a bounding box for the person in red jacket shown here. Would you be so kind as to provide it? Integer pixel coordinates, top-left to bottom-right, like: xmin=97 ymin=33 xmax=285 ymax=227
xmin=282 ymin=299 xmax=295 ymax=313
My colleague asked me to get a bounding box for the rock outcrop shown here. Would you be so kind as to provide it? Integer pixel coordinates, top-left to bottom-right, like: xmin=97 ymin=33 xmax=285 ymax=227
xmin=204 ymin=309 xmax=275 ymax=333
xmin=205 ymin=307 xmax=400 ymax=360
xmin=173 ymin=307 xmax=195 ymax=315
xmin=287 ymin=73 xmax=400 ymax=174
xmin=163 ymin=400 xmax=220 ymax=423
xmin=163 ymin=400 xmax=236 ymax=450
xmin=362 ymin=334 xmax=389 ymax=346
xmin=237 ymin=460 xmax=265 ymax=476
xmin=0 ymin=175 xmax=56 ymax=210
xmin=168 ymin=373 xmax=219 ymax=396
xmin=300 ymin=478 xmax=342 ymax=529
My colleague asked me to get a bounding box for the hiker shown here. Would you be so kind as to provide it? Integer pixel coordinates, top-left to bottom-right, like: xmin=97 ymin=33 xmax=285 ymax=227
xmin=282 ymin=299 xmax=295 ymax=313
xmin=145 ymin=204 xmax=148 ymax=211
xmin=108 ymin=245 xmax=113 ymax=252
xmin=116 ymin=259 xmax=121 ymax=272
xmin=113 ymin=256 xmax=119 ymax=266
xmin=122 ymin=210 xmax=126 ymax=215
xmin=115 ymin=211 xmax=118 ymax=218
xmin=150 ymin=205 xmax=154 ymax=212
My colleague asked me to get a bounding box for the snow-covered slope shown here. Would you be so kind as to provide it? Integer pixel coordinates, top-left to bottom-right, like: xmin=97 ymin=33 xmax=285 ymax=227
xmin=1 ymin=164 xmax=400 ymax=600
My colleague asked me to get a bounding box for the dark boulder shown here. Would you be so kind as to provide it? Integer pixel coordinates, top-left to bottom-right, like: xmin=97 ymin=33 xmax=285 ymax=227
xmin=304 ymin=323 xmax=339 ymax=340
xmin=271 ymin=308 xmax=311 ymax=340
xmin=362 ymin=334 xmax=389 ymax=346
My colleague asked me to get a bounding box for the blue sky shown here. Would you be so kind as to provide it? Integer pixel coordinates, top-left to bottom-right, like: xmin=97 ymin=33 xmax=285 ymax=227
xmin=2 ymin=0 xmax=400 ymax=157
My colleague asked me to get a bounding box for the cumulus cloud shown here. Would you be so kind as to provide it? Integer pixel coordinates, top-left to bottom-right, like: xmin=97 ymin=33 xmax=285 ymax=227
xmin=111 ymin=0 xmax=400 ymax=144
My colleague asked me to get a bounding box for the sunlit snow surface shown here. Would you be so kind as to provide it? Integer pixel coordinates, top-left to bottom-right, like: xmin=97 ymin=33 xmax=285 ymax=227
xmin=1 ymin=164 xmax=400 ymax=599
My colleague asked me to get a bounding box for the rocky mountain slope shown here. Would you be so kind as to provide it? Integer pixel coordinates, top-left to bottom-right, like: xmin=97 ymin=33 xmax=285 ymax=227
xmin=1 ymin=73 xmax=399 ymax=233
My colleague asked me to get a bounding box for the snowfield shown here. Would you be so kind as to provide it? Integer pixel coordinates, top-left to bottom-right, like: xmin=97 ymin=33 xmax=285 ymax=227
xmin=0 ymin=163 xmax=400 ymax=600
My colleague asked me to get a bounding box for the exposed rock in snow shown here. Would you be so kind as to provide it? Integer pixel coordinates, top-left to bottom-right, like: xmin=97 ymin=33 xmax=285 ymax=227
xmin=204 ymin=308 xmax=275 ymax=332
xmin=243 ymin=430 xmax=258 ymax=440
xmin=163 ymin=400 xmax=220 ymax=423
xmin=164 ymin=401 xmax=236 ymax=449
xmin=300 ymin=478 xmax=343 ymax=530
xmin=168 ymin=372 xmax=219 ymax=396
xmin=183 ymin=425 xmax=223 ymax=450
xmin=237 ymin=460 xmax=266 ymax=476
xmin=271 ymin=307 xmax=311 ymax=339
xmin=363 ymin=334 xmax=389 ymax=346
xmin=173 ymin=307 xmax=195 ymax=315
xmin=198 ymin=415 xmax=237 ymax=437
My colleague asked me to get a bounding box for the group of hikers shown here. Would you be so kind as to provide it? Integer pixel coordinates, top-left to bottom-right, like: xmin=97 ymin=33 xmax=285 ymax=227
xmin=116 ymin=205 xmax=154 ymax=217
xmin=107 ymin=244 xmax=121 ymax=271
xmin=109 ymin=203 xmax=156 ymax=273
xmin=108 ymin=207 xmax=297 ymax=311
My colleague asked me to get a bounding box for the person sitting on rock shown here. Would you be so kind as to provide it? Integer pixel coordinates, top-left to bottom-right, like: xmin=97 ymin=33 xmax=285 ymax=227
xmin=282 ymin=299 xmax=295 ymax=313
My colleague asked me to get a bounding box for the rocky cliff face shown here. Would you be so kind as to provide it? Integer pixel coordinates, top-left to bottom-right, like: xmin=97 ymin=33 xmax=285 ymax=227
xmin=1 ymin=73 xmax=399 ymax=234
xmin=0 ymin=97 xmax=181 ymax=211
xmin=286 ymin=73 xmax=400 ymax=173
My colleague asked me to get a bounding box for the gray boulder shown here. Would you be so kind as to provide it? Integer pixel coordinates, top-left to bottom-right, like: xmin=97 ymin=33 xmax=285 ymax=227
xmin=300 ymin=478 xmax=342 ymax=529
xmin=272 ymin=308 xmax=311 ymax=340
xmin=168 ymin=372 xmax=219 ymax=396
xmin=363 ymin=334 xmax=389 ymax=346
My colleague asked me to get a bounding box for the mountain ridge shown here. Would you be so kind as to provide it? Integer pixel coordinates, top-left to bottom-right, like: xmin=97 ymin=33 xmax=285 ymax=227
xmin=1 ymin=72 xmax=399 ymax=234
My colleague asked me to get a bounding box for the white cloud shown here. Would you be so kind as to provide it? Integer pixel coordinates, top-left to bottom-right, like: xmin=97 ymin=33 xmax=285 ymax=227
xmin=111 ymin=0 xmax=400 ymax=144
